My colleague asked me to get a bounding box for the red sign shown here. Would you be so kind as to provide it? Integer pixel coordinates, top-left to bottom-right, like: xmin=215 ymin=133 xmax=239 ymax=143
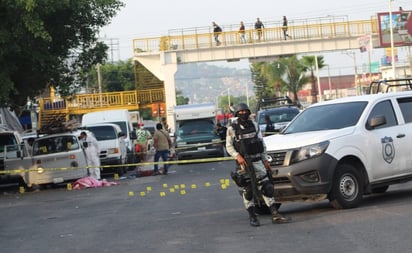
xmin=377 ymin=10 xmax=412 ymax=47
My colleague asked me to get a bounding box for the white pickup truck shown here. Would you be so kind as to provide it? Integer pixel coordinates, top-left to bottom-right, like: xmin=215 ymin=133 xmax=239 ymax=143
xmin=264 ymin=79 xmax=412 ymax=209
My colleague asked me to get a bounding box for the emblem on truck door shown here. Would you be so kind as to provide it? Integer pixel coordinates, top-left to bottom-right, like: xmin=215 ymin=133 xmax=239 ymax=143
xmin=381 ymin=136 xmax=395 ymax=164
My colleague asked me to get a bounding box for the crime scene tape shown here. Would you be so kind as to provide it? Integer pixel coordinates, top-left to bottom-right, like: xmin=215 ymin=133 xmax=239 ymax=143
xmin=0 ymin=153 xmax=235 ymax=175
xmin=0 ymin=138 xmax=247 ymax=175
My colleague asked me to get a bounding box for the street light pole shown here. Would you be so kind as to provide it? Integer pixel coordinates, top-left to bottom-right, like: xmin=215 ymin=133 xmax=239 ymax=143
xmin=326 ymin=65 xmax=332 ymax=99
xmin=246 ymin=84 xmax=249 ymax=106
xmin=227 ymin=88 xmax=230 ymax=109
xmin=315 ymin=54 xmax=322 ymax=102
xmin=389 ymin=0 xmax=396 ymax=78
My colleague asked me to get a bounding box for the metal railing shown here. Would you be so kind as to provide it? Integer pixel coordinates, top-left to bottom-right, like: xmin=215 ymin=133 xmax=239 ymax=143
xmin=133 ymin=17 xmax=378 ymax=53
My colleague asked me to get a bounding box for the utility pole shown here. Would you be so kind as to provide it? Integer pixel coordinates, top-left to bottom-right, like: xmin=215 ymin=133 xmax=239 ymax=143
xmin=96 ymin=63 xmax=103 ymax=106
xmin=99 ymin=37 xmax=120 ymax=63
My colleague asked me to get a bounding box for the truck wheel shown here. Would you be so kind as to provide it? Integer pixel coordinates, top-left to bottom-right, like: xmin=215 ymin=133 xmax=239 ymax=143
xmin=329 ymin=163 xmax=364 ymax=209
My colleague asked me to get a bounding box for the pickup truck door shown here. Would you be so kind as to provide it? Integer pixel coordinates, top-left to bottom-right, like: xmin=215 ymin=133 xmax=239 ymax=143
xmin=366 ymin=99 xmax=410 ymax=180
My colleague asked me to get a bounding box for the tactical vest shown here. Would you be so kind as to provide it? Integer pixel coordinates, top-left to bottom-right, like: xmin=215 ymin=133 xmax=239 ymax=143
xmin=232 ymin=120 xmax=264 ymax=157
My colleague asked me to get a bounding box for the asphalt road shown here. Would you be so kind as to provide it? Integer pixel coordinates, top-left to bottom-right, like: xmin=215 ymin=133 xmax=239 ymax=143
xmin=2 ymin=160 xmax=412 ymax=253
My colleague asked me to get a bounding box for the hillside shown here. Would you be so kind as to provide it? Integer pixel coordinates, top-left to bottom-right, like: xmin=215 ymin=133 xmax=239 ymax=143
xmin=175 ymin=63 xmax=254 ymax=104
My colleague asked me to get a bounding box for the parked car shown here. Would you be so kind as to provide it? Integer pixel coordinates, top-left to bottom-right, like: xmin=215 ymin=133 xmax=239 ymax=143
xmin=264 ymin=79 xmax=412 ymax=209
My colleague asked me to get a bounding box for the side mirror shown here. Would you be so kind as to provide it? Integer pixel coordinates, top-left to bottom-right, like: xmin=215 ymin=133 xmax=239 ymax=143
xmin=366 ymin=115 xmax=386 ymax=130
xmin=82 ymin=141 xmax=88 ymax=148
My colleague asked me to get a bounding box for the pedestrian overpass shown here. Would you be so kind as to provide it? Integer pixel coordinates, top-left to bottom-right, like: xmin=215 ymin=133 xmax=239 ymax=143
xmin=132 ymin=16 xmax=379 ymax=130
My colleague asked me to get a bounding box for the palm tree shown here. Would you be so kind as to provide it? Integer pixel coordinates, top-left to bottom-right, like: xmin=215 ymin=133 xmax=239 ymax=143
xmin=301 ymin=55 xmax=325 ymax=103
xmin=273 ymin=55 xmax=309 ymax=106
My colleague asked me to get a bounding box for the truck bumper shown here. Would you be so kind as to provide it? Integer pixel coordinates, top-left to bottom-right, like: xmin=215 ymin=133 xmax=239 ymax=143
xmin=271 ymin=153 xmax=338 ymax=201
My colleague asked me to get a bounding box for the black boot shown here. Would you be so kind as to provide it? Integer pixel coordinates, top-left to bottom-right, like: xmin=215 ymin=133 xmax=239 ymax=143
xmin=247 ymin=207 xmax=260 ymax=227
xmin=270 ymin=204 xmax=290 ymax=224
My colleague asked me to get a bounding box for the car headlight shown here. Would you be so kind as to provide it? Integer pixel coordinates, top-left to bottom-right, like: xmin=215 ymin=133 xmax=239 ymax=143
xmin=108 ymin=148 xmax=119 ymax=154
xmin=290 ymin=141 xmax=329 ymax=164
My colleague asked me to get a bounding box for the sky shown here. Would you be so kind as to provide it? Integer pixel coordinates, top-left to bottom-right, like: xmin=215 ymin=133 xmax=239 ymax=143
xmin=99 ymin=0 xmax=412 ymax=77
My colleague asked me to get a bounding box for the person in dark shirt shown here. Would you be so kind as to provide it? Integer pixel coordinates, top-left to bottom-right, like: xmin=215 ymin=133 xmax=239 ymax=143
xmin=254 ymin=18 xmax=264 ymax=41
xmin=215 ymin=123 xmax=227 ymax=143
xmin=212 ymin=21 xmax=222 ymax=46
xmin=282 ymin=16 xmax=291 ymax=40
xmin=264 ymin=115 xmax=275 ymax=136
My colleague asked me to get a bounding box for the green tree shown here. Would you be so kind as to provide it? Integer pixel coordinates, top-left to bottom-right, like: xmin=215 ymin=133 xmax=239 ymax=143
xmin=301 ymin=55 xmax=325 ymax=102
xmin=87 ymin=59 xmax=135 ymax=92
xmin=0 ymin=0 xmax=124 ymax=108
xmin=176 ymin=90 xmax=189 ymax=105
xmin=274 ymin=55 xmax=310 ymax=106
xmin=250 ymin=62 xmax=270 ymax=101
xmin=251 ymin=55 xmax=324 ymax=106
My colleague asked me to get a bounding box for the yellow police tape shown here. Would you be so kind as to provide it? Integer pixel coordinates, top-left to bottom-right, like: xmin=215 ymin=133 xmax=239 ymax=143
xmin=0 ymin=155 xmax=235 ymax=175
xmin=0 ymin=138 xmax=237 ymax=175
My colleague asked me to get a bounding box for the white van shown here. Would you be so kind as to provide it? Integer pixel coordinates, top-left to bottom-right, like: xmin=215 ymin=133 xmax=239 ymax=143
xmin=81 ymin=109 xmax=137 ymax=165
xmin=81 ymin=123 xmax=127 ymax=176
xmin=3 ymin=130 xmax=89 ymax=188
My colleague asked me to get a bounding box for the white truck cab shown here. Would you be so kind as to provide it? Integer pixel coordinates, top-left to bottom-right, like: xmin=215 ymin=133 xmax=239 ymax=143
xmin=81 ymin=109 xmax=137 ymax=166
xmin=264 ymin=79 xmax=412 ymax=209
xmin=81 ymin=123 xmax=127 ymax=175
xmin=173 ymin=103 xmax=224 ymax=160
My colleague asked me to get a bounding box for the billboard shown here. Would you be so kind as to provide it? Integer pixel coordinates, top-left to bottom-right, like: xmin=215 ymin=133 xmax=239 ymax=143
xmin=377 ymin=10 xmax=412 ymax=47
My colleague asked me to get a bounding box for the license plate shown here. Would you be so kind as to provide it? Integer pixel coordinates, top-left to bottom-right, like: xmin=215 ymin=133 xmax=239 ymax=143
xmin=197 ymin=147 xmax=206 ymax=151
xmin=53 ymin=177 xmax=64 ymax=184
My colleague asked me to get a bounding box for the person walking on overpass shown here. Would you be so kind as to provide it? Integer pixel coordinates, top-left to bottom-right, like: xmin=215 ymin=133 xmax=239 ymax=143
xmin=282 ymin=16 xmax=291 ymax=40
xmin=239 ymin=21 xmax=246 ymax=43
xmin=254 ymin=18 xmax=264 ymax=41
xmin=212 ymin=21 xmax=222 ymax=46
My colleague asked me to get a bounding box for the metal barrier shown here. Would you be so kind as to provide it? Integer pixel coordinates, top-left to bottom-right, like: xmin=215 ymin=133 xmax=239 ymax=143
xmin=133 ymin=18 xmax=378 ymax=53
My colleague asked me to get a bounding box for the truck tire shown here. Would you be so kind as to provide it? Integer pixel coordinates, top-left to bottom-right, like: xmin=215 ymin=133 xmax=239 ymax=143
xmin=329 ymin=163 xmax=364 ymax=209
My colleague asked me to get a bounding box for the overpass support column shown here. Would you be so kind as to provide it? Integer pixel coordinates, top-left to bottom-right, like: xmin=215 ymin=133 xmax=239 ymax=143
xmin=161 ymin=52 xmax=178 ymax=132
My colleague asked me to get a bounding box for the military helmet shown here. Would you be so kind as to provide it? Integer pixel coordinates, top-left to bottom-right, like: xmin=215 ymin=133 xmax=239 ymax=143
xmin=234 ymin=103 xmax=251 ymax=117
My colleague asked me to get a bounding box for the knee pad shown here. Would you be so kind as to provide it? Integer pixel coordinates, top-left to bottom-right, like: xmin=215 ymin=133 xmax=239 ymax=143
xmin=243 ymin=186 xmax=253 ymax=201
xmin=262 ymin=180 xmax=275 ymax=198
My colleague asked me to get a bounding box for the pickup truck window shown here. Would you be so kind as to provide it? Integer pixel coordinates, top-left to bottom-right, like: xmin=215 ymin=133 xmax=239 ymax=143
xmin=283 ymin=102 xmax=367 ymax=134
xmin=397 ymin=97 xmax=412 ymax=123
xmin=367 ymin=100 xmax=397 ymax=129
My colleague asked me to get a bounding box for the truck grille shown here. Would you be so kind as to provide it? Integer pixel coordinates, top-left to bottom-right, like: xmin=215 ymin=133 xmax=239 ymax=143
xmin=268 ymin=152 xmax=286 ymax=166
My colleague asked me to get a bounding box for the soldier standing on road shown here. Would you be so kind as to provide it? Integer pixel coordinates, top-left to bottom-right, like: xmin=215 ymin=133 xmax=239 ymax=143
xmin=226 ymin=103 xmax=290 ymax=226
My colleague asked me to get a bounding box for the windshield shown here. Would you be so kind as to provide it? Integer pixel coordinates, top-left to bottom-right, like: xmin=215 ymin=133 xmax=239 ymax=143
xmin=258 ymin=108 xmax=300 ymax=124
xmin=0 ymin=134 xmax=18 ymax=153
xmin=283 ymin=102 xmax=367 ymax=134
xmin=33 ymin=135 xmax=80 ymax=155
xmin=178 ymin=119 xmax=214 ymax=136
xmin=110 ymin=121 xmax=127 ymax=136
xmin=87 ymin=126 xmax=117 ymax=141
